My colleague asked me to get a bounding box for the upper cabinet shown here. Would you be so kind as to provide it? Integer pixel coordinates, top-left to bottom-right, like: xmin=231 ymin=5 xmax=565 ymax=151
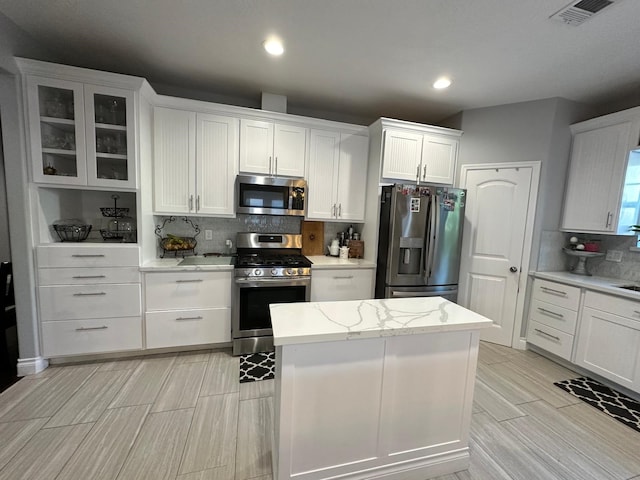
xmin=153 ymin=107 xmax=238 ymax=217
xmin=371 ymin=119 xmax=461 ymax=185
xmin=21 ymin=64 xmax=141 ymax=190
xmin=561 ymin=108 xmax=640 ymax=234
xmin=239 ymin=119 xmax=306 ymax=177
xmin=306 ymin=129 xmax=369 ymax=222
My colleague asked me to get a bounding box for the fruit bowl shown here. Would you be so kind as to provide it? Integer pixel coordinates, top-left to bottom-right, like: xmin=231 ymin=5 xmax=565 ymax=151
xmin=160 ymin=234 xmax=197 ymax=254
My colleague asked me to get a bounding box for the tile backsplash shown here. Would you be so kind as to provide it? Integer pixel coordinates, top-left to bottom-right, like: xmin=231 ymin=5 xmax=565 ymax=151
xmin=153 ymin=215 xmax=362 ymax=257
xmin=538 ymin=229 xmax=640 ymax=282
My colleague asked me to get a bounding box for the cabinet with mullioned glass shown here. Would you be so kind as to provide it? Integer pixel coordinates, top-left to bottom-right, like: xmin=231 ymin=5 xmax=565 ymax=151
xmin=25 ymin=76 xmax=136 ymax=189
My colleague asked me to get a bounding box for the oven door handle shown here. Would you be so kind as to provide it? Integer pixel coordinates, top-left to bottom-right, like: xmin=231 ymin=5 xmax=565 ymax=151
xmin=235 ymin=277 xmax=310 ymax=287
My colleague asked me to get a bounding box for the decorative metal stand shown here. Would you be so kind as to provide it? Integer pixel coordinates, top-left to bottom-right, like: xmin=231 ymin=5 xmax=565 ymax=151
xmin=563 ymin=248 xmax=604 ymax=276
xmin=155 ymin=216 xmax=200 ymax=258
xmin=99 ymin=194 xmax=136 ymax=242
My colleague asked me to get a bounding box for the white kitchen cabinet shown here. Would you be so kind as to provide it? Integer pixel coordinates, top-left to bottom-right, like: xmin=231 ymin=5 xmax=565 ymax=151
xmin=239 ymin=119 xmax=306 ymax=177
xmin=526 ymin=279 xmax=581 ymax=361
xmin=24 ymin=75 xmax=137 ymax=189
xmin=574 ymin=291 xmax=640 ymax=392
xmin=378 ymin=122 xmax=459 ymax=185
xmin=306 ymin=129 xmax=368 ymax=221
xmin=37 ymin=244 xmax=142 ymax=358
xmin=561 ymin=122 xmax=636 ymax=233
xmin=144 ymin=270 xmax=232 ymax=348
xmin=311 ymin=268 xmax=375 ymax=301
xmin=153 ymin=107 xmax=238 ymax=216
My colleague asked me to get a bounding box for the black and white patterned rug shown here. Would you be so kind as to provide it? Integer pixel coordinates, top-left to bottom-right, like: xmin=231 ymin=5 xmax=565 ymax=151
xmin=239 ymin=352 xmax=275 ymax=383
xmin=554 ymin=377 xmax=640 ymax=433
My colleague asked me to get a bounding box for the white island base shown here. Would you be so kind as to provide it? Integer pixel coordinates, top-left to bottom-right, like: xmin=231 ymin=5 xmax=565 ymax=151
xmin=270 ymin=297 xmax=492 ymax=480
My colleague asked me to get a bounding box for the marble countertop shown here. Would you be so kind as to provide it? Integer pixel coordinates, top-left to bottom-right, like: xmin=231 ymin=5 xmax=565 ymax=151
xmin=140 ymin=256 xmax=234 ymax=272
xmin=531 ymin=271 xmax=640 ymax=301
xmin=270 ymin=297 xmax=492 ymax=346
xmin=307 ymin=255 xmax=376 ymax=269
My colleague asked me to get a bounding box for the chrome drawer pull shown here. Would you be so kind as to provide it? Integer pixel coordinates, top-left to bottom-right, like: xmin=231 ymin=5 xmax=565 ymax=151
xmin=537 ymin=307 xmax=564 ymax=318
xmin=333 ymin=276 xmax=354 ymax=280
xmin=73 ymin=292 xmax=107 ymax=296
xmin=176 ymin=316 xmax=203 ymax=321
xmin=72 ymin=275 xmax=106 ymax=279
xmin=175 ymin=279 xmax=204 ymax=283
xmin=540 ymin=286 xmax=567 ymax=296
xmin=534 ymin=328 xmax=560 ymax=342
xmin=75 ymin=326 xmax=108 ymax=331
xmin=71 ymin=254 xmax=105 ymax=258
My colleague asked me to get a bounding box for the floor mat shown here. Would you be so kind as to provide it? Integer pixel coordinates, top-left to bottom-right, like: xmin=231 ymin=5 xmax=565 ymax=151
xmin=239 ymin=352 xmax=275 ymax=383
xmin=554 ymin=377 xmax=640 ymax=434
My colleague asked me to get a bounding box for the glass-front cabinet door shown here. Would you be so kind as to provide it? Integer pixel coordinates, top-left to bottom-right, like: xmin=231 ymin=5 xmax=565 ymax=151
xmin=27 ymin=77 xmax=87 ymax=185
xmin=85 ymin=85 xmax=136 ymax=188
xmin=26 ymin=77 xmax=136 ymax=189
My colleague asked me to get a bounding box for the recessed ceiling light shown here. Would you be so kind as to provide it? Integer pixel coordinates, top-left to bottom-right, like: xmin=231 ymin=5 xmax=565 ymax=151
xmin=263 ymin=38 xmax=284 ymax=56
xmin=433 ymin=77 xmax=452 ymax=89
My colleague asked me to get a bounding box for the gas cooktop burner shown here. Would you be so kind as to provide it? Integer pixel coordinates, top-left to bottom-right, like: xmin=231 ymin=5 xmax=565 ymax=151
xmin=236 ymin=254 xmax=311 ymax=268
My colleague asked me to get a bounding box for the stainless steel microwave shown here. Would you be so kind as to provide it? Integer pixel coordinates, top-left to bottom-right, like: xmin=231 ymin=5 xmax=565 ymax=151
xmin=236 ymin=175 xmax=306 ymax=216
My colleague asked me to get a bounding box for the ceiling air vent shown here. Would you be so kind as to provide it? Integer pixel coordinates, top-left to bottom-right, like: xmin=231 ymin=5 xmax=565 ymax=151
xmin=550 ymin=0 xmax=616 ymax=26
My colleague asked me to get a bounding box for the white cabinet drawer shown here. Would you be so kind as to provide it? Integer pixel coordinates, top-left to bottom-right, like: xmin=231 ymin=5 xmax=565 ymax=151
xmin=37 ymin=245 xmax=140 ymax=268
xmin=39 ymin=284 xmax=141 ymax=321
xmin=146 ymin=308 xmax=231 ymax=349
xmin=584 ymin=291 xmax=640 ymax=321
xmin=529 ymin=299 xmax=578 ymax=335
xmin=311 ymin=268 xmax=374 ymax=302
xmin=145 ymin=271 xmax=232 ymax=310
xmin=527 ymin=320 xmax=574 ymax=361
xmin=41 ymin=317 xmax=142 ymax=357
xmin=532 ymin=279 xmax=580 ymax=311
xmin=38 ymin=267 xmax=141 ymax=286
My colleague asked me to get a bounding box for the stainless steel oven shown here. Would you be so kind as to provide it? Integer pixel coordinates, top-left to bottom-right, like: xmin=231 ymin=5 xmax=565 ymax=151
xmin=232 ymin=233 xmax=311 ymax=355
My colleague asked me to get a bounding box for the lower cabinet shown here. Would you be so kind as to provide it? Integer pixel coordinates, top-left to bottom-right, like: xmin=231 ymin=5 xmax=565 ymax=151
xmin=527 ymin=280 xmax=640 ymax=394
xmin=574 ymin=291 xmax=640 ymax=391
xmin=37 ymin=244 xmax=143 ymax=358
xmin=144 ymin=270 xmax=232 ymax=348
xmin=526 ymin=279 xmax=580 ymax=361
xmin=311 ymin=268 xmax=375 ymax=302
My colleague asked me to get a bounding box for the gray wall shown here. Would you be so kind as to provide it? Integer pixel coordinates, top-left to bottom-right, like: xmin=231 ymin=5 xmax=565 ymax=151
xmin=0 ymin=126 xmax=10 ymax=262
xmin=0 ymin=11 xmax=61 ymax=364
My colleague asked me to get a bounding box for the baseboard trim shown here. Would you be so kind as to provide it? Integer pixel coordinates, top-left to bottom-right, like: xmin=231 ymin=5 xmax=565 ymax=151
xmin=17 ymin=357 xmax=49 ymax=376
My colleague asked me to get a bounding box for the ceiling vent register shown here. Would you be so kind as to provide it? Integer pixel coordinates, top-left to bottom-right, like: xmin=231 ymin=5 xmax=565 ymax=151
xmin=550 ymin=0 xmax=615 ymax=26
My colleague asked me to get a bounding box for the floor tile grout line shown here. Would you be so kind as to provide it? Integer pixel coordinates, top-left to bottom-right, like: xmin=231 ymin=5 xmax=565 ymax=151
xmin=111 ymin=405 xmax=153 ymax=480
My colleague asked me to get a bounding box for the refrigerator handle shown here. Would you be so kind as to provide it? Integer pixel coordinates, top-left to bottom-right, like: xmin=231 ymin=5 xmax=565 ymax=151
xmin=425 ymin=194 xmax=438 ymax=280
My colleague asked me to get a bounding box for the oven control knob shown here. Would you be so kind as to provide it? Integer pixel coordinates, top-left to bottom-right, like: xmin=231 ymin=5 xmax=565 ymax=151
xmin=254 ymin=269 xmax=262 ymax=276
xmin=271 ymin=268 xmax=279 ymax=276
xmin=286 ymin=268 xmax=293 ymax=275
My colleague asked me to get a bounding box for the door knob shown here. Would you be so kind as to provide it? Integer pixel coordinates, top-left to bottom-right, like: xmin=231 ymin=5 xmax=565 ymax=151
xmin=509 ymin=266 xmax=518 ymax=273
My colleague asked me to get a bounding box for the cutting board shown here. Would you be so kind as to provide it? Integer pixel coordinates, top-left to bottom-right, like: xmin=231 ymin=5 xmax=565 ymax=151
xmin=301 ymin=221 xmax=325 ymax=256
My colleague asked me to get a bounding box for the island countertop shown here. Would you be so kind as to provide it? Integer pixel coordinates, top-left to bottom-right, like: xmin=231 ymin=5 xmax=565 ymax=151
xmin=270 ymin=296 xmax=492 ymax=346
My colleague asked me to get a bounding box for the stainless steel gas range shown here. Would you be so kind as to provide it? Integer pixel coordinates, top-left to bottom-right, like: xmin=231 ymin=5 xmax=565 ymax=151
xmin=232 ymin=233 xmax=311 ymax=355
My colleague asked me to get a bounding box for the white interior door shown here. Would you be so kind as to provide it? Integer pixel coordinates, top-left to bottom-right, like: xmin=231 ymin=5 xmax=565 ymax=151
xmin=459 ymin=166 xmax=534 ymax=346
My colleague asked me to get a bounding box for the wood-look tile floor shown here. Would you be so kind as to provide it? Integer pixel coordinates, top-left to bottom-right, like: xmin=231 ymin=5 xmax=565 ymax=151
xmin=0 ymin=343 xmax=639 ymax=480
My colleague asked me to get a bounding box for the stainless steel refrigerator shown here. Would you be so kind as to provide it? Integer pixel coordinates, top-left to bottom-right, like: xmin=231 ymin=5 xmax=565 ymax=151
xmin=375 ymin=184 xmax=466 ymax=302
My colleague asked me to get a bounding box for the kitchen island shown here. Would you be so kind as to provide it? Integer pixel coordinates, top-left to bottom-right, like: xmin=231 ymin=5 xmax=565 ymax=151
xmin=270 ymin=297 xmax=492 ymax=480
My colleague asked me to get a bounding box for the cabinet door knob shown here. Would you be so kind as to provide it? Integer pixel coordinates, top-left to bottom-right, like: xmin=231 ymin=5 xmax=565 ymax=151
xmin=509 ymin=266 xmax=518 ymax=273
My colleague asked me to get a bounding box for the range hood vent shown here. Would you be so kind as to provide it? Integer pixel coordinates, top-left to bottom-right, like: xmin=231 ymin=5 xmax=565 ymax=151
xmin=550 ymin=0 xmax=616 ymax=26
